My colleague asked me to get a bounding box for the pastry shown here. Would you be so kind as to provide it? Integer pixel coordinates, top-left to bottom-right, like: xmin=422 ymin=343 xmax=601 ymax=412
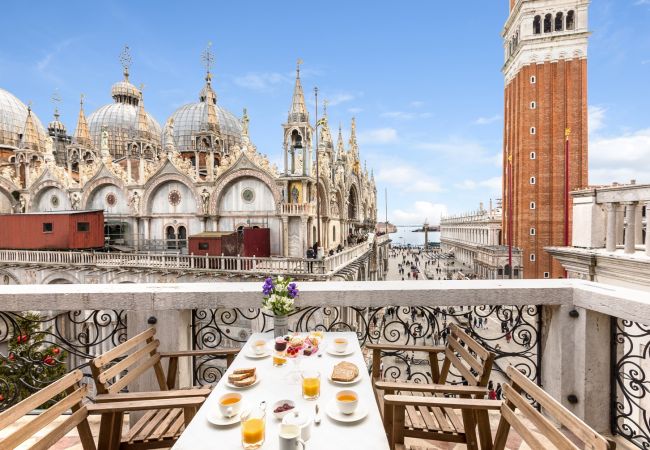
xmin=331 ymin=361 xmax=359 ymax=382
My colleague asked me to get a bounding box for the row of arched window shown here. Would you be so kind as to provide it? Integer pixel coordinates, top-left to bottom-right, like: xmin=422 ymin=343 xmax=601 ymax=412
xmin=533 ymin=10 xmax=575 ymax=35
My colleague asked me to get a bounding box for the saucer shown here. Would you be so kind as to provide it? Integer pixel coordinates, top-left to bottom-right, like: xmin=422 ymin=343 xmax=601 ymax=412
xmin=325 ymin=400 xmax=368 ymax=423
xmin=328 ymin=373 xmax=362 ymax=385
xmin=326 ymin=347 xmax=354 ymax=357
xmin=225 ymin=377 xmax=261 ymax=390
xmin=244 ymin=349 xmax=271 ymax=359
xmin=206 ymin=409 xmax=241 ymax=426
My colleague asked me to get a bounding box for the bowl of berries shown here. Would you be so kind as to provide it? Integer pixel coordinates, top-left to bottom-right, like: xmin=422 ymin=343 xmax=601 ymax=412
xmin=272 ymin=400 xmax=296 ymax=419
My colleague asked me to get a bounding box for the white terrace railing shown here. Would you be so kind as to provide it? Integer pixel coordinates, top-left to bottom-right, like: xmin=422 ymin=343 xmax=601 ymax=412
xmin=0 ymin=238 xmax=376 ymax=278
xmin=2 ymin=279 xmax=650 ymax=445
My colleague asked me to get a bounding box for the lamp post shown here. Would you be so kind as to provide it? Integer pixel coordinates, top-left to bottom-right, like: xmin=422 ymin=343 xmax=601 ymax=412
xmin=314 ymin=87 xmax=321 ymax=250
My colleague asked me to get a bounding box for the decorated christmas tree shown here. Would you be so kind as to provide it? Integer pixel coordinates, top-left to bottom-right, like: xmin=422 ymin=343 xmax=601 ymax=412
xmin=0 ymin=312 xmax=67 ymax=409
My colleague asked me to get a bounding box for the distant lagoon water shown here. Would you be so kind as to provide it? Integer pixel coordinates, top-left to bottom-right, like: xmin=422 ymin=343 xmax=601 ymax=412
xmin=389 ymin=226 xmax=440 ymax=246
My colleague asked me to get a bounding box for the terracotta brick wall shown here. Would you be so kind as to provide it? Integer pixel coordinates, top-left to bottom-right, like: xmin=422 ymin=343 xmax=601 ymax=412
xmin=503 ymin=59 xmax=588 ymax=279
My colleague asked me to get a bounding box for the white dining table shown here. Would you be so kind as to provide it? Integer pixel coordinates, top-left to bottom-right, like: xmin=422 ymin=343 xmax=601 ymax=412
xmin=173 ymin=332 xmax=390 ymax=450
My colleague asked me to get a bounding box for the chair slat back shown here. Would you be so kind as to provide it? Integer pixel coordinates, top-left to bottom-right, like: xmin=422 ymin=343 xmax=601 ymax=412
xmin=440 ymin=323 xmax=495 ymax=388
xmin=91 ymin=327 xmax=167 ymax=395
xmin=495 ymin=365 xmax=610 ymax=450
xmin=0 ymin=370 xmax=95 ymax=450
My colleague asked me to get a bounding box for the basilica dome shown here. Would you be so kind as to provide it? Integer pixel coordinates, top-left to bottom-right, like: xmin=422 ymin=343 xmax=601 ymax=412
xmin=0 ymin=88 xmax=47 ymax=150
xmin=87 ymin=77 xmax=161 ymax=159
xmin=164 ymin=75 xmax=243 ymax=153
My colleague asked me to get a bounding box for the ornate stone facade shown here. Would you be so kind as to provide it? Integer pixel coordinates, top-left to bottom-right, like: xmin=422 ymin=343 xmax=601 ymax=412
xmin=0 ymin=50 xmax=377 ymax=257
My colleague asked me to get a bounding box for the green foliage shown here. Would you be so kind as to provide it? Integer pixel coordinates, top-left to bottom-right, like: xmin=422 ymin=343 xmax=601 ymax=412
xmin=0 ymin=312 xmax=68 ymax=407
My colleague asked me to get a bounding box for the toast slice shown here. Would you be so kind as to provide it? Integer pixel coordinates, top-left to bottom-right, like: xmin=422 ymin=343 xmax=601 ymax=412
xmin=233 ymin=368 xmax=256 ymax=376
xmin=228 ymin=372 xmax=250 ymax=383
xmin=232 ymin=374 xmax=256 ymax=387
xmin=331 ymin=361 xmax=359 ymax=382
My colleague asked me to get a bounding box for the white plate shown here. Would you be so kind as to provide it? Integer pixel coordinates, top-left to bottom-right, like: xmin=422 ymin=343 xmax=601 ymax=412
xmin=328 ymin=372 xmax=362 ymax=385
xmin=325 ymin=400 xmax=368 ymax=423
xmin=225 ymin=376 xmax=261 ymax=390
xmin=244 ymin=350 xmax=271 ymax=359
xmin=206 ymin=410 xmax=241 ymax=426
xmin=326 ymin=347 xmax=354 ymax=357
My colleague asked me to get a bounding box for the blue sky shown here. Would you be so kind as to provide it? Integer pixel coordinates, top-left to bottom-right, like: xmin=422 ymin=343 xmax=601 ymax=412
xmin=1 ymin=0 xmax=649 ymax=225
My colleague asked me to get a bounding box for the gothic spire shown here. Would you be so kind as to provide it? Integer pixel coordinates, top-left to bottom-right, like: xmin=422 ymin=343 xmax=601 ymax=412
xmin=199 ymin=43 xmax=219 ymax=133
xmin=336 ymin=122 xmax=345 ymax=160
xmin=20 ymin=104 xmax=41 ymax=151
xmin=348 ymin=117 xmax=358 ymax=155
xmin=73 ymin=94 xmax=91 ymax=147
xmin=288 ymin=58 xmax=308 ymax=123
xmin=318 ymin=99 xmax=332 ymax=150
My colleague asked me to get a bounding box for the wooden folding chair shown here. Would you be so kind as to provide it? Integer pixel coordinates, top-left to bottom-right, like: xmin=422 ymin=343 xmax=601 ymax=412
xmin=89 ymin=327 xmax=239 ymax=450
xmin=369 ymin=323 xmax=495 ymax=449
xmin=385 ymin=364 xmax=616 ymax=450
xmin=0 ymin=370 xmax=96 ymax=450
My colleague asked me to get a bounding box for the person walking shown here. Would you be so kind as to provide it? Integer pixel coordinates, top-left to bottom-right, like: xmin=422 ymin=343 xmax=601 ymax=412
xmin=496 ymin=383 xmax=503 ymax=400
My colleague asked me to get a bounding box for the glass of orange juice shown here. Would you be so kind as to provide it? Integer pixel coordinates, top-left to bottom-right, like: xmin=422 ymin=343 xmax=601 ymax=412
xmin=301 ymin=370 xmax=320 ymax=400
xmin=273 ymin=350 xmax=288 ymax=367
xmin=241 ymin=407 xmax=266 ymax=449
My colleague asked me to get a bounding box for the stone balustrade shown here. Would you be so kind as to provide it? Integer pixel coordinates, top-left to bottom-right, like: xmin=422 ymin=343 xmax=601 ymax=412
xmin=571 ymin=182 xmax=649 ymax=256
xmin=280 ymin=202 xmax=316 ymax=216
xmin=2 ymin=278 xmax=650 ymax=443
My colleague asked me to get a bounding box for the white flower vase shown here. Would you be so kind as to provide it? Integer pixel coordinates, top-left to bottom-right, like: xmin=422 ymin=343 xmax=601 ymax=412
xmin=274 ymin=314 xmax=289 ymax=338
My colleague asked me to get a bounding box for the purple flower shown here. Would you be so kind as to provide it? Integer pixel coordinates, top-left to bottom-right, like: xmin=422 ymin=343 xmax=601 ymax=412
xmin=262 ymin=277 xmax=274 ymax=296
xmin=287 ymin=282 xmax=299 ymax=299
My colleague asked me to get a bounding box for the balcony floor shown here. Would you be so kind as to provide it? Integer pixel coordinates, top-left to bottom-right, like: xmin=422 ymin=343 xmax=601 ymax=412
xmin=1 ymin=410 xmax=625 ymax=449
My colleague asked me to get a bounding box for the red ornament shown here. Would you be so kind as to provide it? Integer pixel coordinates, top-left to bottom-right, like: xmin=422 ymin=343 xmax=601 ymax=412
xmin=52 ymin=347 xmax=60 ymax=355
xmin=43 ymin=355 xmax=54 ymax=365
xmin=0 ymin=394 xmax=4 ymax=402
xmin=8 ymin=353 xmax=15 ymax=361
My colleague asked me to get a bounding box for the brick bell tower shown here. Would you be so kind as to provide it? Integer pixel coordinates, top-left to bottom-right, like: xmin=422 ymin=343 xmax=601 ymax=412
xmin=502 ymin=0 xmax=589 ymax=279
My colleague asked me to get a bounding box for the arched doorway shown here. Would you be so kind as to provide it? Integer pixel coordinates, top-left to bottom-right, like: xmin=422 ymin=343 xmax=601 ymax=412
xmin=166 ymin=226 xmax=177 ymax=249
xmin=178 ymin=226 xmax=187 ymax=249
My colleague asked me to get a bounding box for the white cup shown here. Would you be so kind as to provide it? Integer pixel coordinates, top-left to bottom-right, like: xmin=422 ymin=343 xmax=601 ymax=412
xmin=332 ymin=338 xmax=348 ymax=353
xmin=282 ymin=411 xmax=312 ymax=441
xmin=218 ymin=393 xmax=242 ymax=418
xmin=336 ymin=390 xmax=359 ymax=415
xmin=252 ymin=340 xmax=267 ymax=355
xmin=279 ymin=424 xmax=306 ymax=450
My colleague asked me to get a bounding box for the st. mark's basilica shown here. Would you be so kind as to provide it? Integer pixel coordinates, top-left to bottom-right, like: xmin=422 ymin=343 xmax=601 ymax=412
xmin=0 ymin=46 xmax=377 ymax=258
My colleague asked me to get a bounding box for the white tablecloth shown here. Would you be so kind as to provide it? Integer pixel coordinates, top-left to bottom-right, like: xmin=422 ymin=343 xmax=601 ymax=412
xmin=173 ymin=332 xmax=390 ymax=450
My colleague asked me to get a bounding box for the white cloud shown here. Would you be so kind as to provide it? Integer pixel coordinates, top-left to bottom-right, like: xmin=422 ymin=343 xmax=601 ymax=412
xmin=474 ymin=115 xmax=501 ymax=125
xmin=376 ymin=164 xmax=443 ymax=193
xmin=327 ymin=93 xmax=355 ymax=106
xmin=36 ymin=38 xmax=75 ymax=72
xmin=590 ymin=128 xmax=650 ymax=185
xmin=380 ymin=111 xmax=432 ymax=120
xmin=233 ymin=72 xmax=291 ymax=91
xmin=393 ymin=201 xmax=448 ymax=225
xmin=588 ymin=105 xmax=607 ymax=134
xmin=357 ymin=127 xmax=398 ymax=145
xmin=409 ymin=101 xmax=425 ymax=108
xmin=454 ymin=176 xmax=502 ymax=193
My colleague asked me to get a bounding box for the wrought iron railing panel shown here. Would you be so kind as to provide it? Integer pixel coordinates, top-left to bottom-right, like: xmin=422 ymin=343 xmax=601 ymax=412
xmin=0 ymin=310 xmax=127 ymax=411
xmin=192 ymin=305 xmax=540 ymax=390
xmin=613 ymin=318 xmax=650 ymax=449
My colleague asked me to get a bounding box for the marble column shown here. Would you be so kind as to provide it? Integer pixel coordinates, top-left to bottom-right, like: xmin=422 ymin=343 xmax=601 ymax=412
xmin=635 ymin=204 xmax=644 ymax=247
xmin=281 ymin=217 xmax=289 ymax=257
xmin=623 ymin=202 xmax=637 ymax=254
xmin=283 ymin=145 xmax=288 ymax=175
xmin=143 ymin=217 xmax=150 ymax=242
xmin=133 ymin=218 xmax=140 ymax=250
xmin=605 ymin=203 xmax=618 ymax=252
xmin=646 ymin=202 xmax=650 ymax=257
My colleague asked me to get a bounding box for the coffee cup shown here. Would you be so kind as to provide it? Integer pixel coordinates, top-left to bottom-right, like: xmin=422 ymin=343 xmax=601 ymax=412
xmin=252 ymin=339 xmax=267 ymax=355
xmin=279 ymin=423 xmax=306 ymax=450
xmin=218 ymin=392 xmax=242 ymax=418
xmin=332 ymin=337 xmax=348 ymax=353
xmin=336 ymin=390 xmax=358 ymax=415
